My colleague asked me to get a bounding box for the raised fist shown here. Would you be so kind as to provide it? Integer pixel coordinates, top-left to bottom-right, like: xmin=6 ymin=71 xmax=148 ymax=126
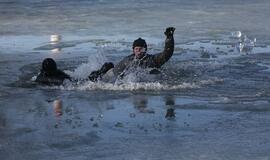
xmin=164 ymin=27 xmax=175 ymax=37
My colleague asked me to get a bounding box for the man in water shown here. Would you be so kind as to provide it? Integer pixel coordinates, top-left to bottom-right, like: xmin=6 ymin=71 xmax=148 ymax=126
xmin=35 ymin=58 xmax=71 ymax=85
xmin=89 ymin=27 xmax=175 ymax=81
xmin=36 ymin=27 xmax=175 ymax=85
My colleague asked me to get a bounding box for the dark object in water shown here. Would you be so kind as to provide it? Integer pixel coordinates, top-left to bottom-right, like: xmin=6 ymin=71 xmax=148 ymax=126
xmin=35 ymin=58 xmax=71 ymax=85
xmin=88 ymin=62 xmax=114 ymax=82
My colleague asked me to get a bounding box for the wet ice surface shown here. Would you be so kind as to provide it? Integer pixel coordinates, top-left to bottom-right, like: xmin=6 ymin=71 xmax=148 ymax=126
xmin=1 ymin=90 xmax=270 ymax=160
xmin=2 ymin=0 xmax=270 ymax=43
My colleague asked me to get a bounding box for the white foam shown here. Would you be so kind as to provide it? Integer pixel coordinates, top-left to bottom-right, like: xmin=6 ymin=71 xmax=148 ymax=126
xmin=66 ymin=76 xmax=219 ymax=91
xmin=62 ymin=81 xmax=200 ymax=91
xmin=50 ymin=69 xmax=224 ymax=91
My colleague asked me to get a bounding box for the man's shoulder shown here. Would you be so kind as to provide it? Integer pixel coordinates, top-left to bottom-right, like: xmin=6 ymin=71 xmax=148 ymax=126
xmin=119 ymin=54 xmax=134 ymax=62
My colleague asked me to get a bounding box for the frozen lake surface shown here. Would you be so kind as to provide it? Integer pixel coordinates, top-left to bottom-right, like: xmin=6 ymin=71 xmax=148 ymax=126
xmin=1 ymin=0 xmax=270 ymax=159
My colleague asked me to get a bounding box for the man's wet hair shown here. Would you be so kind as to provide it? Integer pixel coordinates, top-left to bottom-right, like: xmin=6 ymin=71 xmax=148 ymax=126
xmin=133 ymin=38 xmax=147 ymax=51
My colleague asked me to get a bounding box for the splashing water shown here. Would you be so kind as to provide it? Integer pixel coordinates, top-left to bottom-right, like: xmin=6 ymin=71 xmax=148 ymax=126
xmin=66 ymin=51 xmax=109 ymax=80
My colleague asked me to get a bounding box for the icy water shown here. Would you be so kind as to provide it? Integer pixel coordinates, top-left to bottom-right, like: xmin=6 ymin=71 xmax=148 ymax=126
xmin=1 ymin=0 xmax=270 ymax=160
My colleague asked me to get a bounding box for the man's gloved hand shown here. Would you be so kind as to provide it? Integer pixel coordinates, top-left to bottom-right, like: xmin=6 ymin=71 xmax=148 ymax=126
xmin=88 ymin=71 xmax=100 ymax=82
xmin=88 ymin=62 xmax=114 ymax=82
xmin=164 ymin=27 xmax=175 ymax=37
xmin=100 ymin=62 xmax=114 ymax=74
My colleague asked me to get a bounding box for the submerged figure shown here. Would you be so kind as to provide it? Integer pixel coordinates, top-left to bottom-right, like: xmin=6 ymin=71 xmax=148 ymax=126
xmin=89 ymin=27 xmax=175 ymax=82
xmin=35 ymin=58 xmax=71 ymax=85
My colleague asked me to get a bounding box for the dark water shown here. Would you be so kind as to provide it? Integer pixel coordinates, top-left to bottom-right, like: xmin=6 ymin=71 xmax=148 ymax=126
xmin=1 ymin=0 xmax=270 ymax=160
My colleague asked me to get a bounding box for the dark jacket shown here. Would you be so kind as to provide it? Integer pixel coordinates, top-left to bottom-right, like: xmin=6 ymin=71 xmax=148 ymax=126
xmin=36 ymin=70 xmax=70 ymax=85
xmin=113 ymin=36 xmax=174 ymax=76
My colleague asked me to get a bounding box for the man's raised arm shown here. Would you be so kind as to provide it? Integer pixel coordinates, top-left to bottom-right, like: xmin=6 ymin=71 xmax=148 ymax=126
xmin=153 ymin=27 xmax=175 ymax=68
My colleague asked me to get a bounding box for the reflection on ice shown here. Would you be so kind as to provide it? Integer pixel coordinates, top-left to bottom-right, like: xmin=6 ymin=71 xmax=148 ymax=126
xmin=53 ymin=99 xmax=63 ymax=117
xmin=164 ymin=96 xmax=176 ymax=120
xmin=51 ymin=47 xmax=61 ymax=54
xmin=50 ymin=34 xmax=61 ymax=44
xmin=50 ymin=34 xmax=62 ymax=54
xmin=165 ymin=107 xmax=176 ymax=120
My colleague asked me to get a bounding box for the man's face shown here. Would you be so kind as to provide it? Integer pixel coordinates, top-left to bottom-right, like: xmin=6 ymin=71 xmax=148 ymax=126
xmin=133 ymin=46 xmax=146 ymax=59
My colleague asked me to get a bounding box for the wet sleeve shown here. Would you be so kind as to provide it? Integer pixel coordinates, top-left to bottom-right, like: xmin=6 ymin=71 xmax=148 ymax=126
xmin=35 ymin=72 xmax=63 ymax=85
xmin=58 ymin=70 xmax=71 ymax=80
xmin=153 ymin=36 xmax=174 ymax=68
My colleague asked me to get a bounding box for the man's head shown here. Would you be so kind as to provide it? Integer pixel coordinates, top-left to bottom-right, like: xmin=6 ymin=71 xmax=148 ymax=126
xmin=133 ymin=38 xmax=147 ymax=59
xmin=42 ymin=58 xmax=57 ymax=72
